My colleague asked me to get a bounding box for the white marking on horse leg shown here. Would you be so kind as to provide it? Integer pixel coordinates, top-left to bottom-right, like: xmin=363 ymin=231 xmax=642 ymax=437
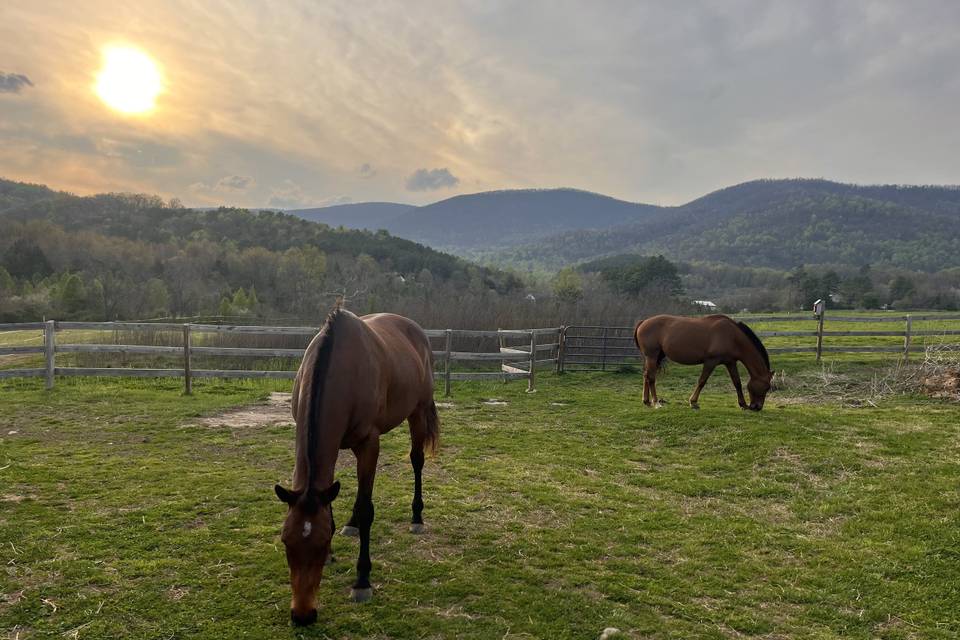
xmin=350 ymin=587 xmax=373 ymax=603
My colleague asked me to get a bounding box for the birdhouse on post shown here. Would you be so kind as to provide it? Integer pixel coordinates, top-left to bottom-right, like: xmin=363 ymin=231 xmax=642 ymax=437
xmin=813 ymin=299 xmax=825 ymax=319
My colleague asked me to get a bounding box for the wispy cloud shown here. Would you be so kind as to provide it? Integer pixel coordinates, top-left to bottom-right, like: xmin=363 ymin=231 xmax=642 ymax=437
xmin=2 ymin=2 xmax=960 ymax=206
xmin=267 ymin=179 xmax=309 ymax=208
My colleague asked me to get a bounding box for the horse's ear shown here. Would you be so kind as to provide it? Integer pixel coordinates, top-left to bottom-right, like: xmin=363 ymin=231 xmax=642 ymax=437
xmin=318 ymin=480 xmax=340 ymax=505
xmin=275 ymin=484 xmax=299 ymax=505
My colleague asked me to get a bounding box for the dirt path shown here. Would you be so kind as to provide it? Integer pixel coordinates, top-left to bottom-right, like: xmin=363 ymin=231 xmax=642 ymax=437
xmin=201 ymin=392 xmax=295 ymax=428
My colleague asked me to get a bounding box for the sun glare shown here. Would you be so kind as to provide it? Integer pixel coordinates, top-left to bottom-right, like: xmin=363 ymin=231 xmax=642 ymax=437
xmin=95 ymin=45 xmax=163 ymax=115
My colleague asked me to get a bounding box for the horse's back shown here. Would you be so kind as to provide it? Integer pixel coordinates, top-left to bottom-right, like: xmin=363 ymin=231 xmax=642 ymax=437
xmin=635 ymin=314 xmax=738 ymax=365
xmin=360 ymin=313 xmax=435 ymax=428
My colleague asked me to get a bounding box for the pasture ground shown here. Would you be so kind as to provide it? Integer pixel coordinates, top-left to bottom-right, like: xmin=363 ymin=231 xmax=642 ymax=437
xmin=1 ymin=356 xmax=959 ymax=639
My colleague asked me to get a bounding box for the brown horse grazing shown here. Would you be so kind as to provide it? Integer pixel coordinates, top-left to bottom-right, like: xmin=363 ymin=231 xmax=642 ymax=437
xmin=633 ymin=314 xmax=773 ymax=411
xmin=274 ymin=308 xmax=439 ymax=626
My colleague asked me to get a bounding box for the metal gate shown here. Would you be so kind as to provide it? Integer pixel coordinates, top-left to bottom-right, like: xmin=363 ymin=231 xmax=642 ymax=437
xmin=560 ymin=325 xmax=642 ymax=372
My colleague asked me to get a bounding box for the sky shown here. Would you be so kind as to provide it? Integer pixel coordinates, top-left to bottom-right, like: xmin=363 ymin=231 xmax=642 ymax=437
xmin=2 ymin=1 xmax=959 ymax=209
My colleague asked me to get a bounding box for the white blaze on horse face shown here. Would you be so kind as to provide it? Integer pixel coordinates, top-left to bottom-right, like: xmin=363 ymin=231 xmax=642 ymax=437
xmin=302 ymin=521 xmax=312 ymax=538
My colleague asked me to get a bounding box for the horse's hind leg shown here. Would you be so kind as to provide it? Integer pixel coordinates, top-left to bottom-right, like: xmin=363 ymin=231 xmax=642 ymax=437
xmin=643 ymin=356 xmax=661 ymax=407
xmin=407 ymin=408 xmax=429 ymax=534
xmin=689 ymin=360 xmax=718 ymax=410
xmin=349 ymin=434 xmax=380 ymax=603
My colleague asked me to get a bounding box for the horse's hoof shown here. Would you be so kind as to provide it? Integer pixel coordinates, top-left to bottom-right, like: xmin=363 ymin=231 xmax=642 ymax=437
xmin=350 ymin=587 xmax=373 ymax=603
xmin=690 ymin=403 xmax=700 ymax=410
xmin=410 ymin=523 xmax=426 ymax=534
xmin=340 ymin=525 xmax=359 ymax=537
xmin=654 ymin=402 xmax=664 ymax=409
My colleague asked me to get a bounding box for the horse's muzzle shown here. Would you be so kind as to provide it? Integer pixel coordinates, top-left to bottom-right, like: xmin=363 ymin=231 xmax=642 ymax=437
xmin=291 ymin=608 xmax=317 ymax=626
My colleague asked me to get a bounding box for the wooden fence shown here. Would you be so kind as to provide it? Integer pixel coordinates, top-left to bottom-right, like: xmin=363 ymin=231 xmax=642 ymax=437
xmin=560 ymin=311 xmax=960 ymax=372
xmin=0 ymin=321 xmax=560 ymax=395
xmin=6 ymin=312 xmax=960 ymax=388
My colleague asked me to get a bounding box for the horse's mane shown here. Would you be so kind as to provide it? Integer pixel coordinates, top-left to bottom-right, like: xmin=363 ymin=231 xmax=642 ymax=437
xmin=735 ymin=321 xmax=770 ymax=371
xmin=302 ymin=307 xmax=343 ymax=492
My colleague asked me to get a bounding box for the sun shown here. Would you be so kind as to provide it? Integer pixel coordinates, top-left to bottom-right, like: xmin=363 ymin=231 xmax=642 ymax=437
xmin=95 ymin=45 xmax=163 ymax=115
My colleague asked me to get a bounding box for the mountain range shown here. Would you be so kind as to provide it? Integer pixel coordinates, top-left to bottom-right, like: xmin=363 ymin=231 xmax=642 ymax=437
xmin=289 ymin=179 xmax=960 ymax=272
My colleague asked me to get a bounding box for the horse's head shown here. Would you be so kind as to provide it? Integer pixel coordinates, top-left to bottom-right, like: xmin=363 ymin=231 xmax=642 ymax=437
xmin=747 ymin=371 xmax=773 ymax=411
xmin=274 ymin=480 xmax=340 ymax=626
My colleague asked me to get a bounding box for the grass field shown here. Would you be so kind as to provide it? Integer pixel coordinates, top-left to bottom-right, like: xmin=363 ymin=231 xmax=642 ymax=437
xmin=2 ymin=357 xmax=959 ymax=639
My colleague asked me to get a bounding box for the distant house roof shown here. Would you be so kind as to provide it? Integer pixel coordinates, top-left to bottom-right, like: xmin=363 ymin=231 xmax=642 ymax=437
xmin=693 ymin=300 xmax=718 ymax=309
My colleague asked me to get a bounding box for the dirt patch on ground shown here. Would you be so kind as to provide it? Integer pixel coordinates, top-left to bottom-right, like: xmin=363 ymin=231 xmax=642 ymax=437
xmin=920 ymin=369 xmax=960 ymax=401
xmin=200 ymin=392 xmax=294 ymax=428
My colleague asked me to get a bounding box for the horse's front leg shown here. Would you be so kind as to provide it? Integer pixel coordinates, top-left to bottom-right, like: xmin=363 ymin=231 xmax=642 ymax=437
xmin=350 ymin=434 xmax=379 ymax=603
xmin=689 ymin=361 xmax=718 ymax=410
xmin=725 ymin=362 xmax=748 ymax=408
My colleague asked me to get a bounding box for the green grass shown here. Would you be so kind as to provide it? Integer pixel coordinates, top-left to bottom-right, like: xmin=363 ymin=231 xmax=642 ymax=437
xmin=1 ymin=360 xmax=959 ymax=639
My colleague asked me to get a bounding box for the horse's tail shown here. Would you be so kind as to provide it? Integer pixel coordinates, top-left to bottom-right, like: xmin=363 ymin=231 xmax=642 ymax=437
xmin=635 ymin=317 xmax=667 ymax=371
xmin=656 ymin=350 xmax=668 ymax=371
xmin=633 ymin=318 xmax=644 ymax=351
xmin=424 ymin=400 xmax=440 ymax=455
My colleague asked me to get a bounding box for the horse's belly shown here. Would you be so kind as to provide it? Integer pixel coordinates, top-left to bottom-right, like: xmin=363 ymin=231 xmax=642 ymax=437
xmin=661 ymin=335 xmax=709 ymax=365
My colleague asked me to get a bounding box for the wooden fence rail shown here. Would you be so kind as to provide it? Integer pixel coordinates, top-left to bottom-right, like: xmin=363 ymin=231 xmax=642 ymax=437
xmin=6 ymin=310 xmax=959 ymax=388
xmin=0 ymin=321 xmax=561 ymax=395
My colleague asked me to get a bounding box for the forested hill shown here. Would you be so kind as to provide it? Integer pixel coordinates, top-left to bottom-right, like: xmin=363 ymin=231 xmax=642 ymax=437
xmin=289 ymin=202 xmax=415 ymax=230
xmin=0 ymin=179 xmax=488 ymax=278
xmin=482 ymin=179 xmax=960 ymax=272
xmin=0 ymin=178 xmax=520 ymax=322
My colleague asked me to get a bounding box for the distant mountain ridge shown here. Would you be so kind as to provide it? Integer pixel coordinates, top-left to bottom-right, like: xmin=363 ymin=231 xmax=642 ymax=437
xmin=6 ymin=176 xmax=960 ymax=273
xmin=283 ymin=179 xmax=960 ymax=272
xmin=288 ymin=188 xmax=658 ymax=250
xmin=484 ymin=179 xmax=960 ymax=271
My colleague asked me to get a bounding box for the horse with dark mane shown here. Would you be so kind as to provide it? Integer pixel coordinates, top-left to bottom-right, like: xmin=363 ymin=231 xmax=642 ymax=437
xmin=274 ymin=308 xmax=439 ymax=626
xmin=633 ymin=314 xmax=773 ymax=410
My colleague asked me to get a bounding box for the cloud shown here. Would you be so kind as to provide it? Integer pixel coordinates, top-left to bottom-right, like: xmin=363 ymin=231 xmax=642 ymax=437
xmin=0 ymin=72 xmax=33 ymax=94
xmin=5 ymin=3 xmax=960 ymax=204
xmin=268 ymin=179 xmax=309 ymax=208
xmin=215 ymin=175 xmax=256 ymax=192
xmin=405 ymin=167 xmax=460 ymax=191
xmin=358 ymin=163 xmax=377 ymax=179
xmin=188 ymin=175 xmax=256 ymax=199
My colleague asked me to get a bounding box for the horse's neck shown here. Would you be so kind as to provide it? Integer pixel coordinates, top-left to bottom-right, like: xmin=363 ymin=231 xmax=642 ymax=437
xmin=294 ymin=445 xmax=338 ymax=492
xmin=738 ymin=338 xmax=766 ymax=379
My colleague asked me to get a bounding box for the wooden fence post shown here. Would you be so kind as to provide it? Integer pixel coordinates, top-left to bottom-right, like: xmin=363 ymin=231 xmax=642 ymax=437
xmin=815 ymin=304 xmax=826 ymax=363
xmin=903 ymin=315 xmax=912 ymax=362
xmin=183 ymin=324 xmax=193 ymax=395
xmin=556 ymin=326 xmax=566 ymax=374
xmin=498 ymin=328 xmax=505 ymax=382
xmin=44 ymin=319 xmax=56 ymax=390
xmin=527 ymin=330 xmax=537 ymax=392
xmin=443 ymin=329 xmax=452 ymax=397
xmin=601 ymin=327 xmax=608 ymax=371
